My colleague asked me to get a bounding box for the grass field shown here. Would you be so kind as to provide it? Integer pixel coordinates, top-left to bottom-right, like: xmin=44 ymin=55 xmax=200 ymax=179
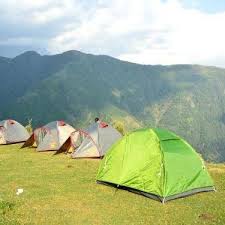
xmin=0 ymin=144 xmax=225 ymax=225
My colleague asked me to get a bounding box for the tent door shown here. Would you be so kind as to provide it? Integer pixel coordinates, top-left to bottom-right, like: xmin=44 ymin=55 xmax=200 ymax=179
xmin=0 ymin=128 xmax=6 ymax=144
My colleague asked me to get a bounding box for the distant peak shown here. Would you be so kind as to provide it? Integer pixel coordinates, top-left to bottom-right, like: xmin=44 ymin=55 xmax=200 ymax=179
xmin=14 ymin=51 xmax=41 ymax=59
xmin=59 ymin=50 xmax=85 ymax=56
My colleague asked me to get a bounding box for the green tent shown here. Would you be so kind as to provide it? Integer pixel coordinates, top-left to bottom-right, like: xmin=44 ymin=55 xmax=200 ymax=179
xmin=97 ymin=128 xmax=215 ymax=202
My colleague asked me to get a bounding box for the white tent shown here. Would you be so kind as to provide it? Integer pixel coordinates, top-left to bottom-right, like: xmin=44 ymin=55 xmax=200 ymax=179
xmin=0 ymin=119 xmax=29 ymax=144
xmin=71 ymin=122 xmax=122 ymax=158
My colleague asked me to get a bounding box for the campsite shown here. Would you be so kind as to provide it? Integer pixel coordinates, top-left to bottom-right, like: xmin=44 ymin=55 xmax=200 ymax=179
xmin=1 ymin=143 xmax=225 ymax=225
xmin=1 ymin=1 xmax=225 ymax=224
xmin=0 ymin=119 xmax=225 ymax=224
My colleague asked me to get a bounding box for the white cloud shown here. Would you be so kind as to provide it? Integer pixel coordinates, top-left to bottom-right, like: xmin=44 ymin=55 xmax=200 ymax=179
xmin=1 ymin=0 xmax=225 ymax=67
xmin=0 ymin=0 xmax=81 ymax=24
xmin=47 ymin=0 xmax=225 ymax=67
xmin=0 ymin=0 xmax=51 ymax=10
xmin=31 ymin=7 xmax=63 ymax=24
xmin=0 ymin=0 xmax=84 ymax=54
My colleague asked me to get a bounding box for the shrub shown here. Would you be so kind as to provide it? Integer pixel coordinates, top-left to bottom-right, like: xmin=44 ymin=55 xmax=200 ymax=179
xmin=25 ymin=119 xmax=33 ymax=134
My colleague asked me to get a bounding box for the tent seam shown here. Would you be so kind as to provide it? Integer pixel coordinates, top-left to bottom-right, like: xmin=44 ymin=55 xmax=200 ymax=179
xmin=153 ymin=129 xmax=166 ymax=198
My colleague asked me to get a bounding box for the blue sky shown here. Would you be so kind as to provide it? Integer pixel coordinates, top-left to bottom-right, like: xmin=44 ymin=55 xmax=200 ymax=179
xmin=181 ymin=0 xmax=225 ymax=13
xmin=0 ymin=0 xmax=225 ymax=67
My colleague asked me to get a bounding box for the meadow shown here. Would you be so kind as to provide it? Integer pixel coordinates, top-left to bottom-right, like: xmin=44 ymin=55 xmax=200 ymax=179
xmin=0 ymin=144 xmax=225 ymax=225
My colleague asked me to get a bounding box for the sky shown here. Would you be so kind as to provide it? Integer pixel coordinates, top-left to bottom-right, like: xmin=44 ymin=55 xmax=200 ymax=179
xmin=1 ymin=0 xmax=225 ymax=67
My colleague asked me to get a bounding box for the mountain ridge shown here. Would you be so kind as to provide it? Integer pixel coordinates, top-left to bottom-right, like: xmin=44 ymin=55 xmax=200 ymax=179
xmin=6 ymin=50 xmax=225 ymax=70
xmin=0 ymin=50 xmax=225 ymax=162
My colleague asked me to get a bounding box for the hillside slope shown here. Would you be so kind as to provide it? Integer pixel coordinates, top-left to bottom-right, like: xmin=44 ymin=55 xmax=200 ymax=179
xmin=1 ymin=51 xmax=225 ymax=162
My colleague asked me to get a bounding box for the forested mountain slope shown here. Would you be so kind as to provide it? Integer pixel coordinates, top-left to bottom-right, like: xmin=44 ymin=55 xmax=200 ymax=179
xmin=1 ymin=50 xmax=225 ymax=162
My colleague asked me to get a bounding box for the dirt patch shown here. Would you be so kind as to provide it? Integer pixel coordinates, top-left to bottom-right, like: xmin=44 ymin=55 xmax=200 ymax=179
xmin=199 ymin=213 xmax=215 ymax=221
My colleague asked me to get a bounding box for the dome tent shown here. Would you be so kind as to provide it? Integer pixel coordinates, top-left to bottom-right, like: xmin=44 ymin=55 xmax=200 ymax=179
xmin=71 ymin=121 xmax=122 ymax=158
xmin=0 ymin=119 xmax=29 ymax=144
xmin=22 ymin=121 xmax=77 ymax=152
xmin=97 ymin=128 xmax=215 ymax=202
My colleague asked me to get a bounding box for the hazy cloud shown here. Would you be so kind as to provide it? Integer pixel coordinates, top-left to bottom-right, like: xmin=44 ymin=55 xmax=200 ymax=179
xmin=0 ymin=0 xmax=225 ymax=67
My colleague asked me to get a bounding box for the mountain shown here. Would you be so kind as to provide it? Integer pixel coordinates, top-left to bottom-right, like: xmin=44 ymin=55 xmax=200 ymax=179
xmin=1 ymin=50 xmax=225 ymax=162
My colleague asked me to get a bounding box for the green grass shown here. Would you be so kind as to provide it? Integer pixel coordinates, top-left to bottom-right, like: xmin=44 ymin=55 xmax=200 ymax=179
xmin=0 ymin=144 xmax=225 ymax=225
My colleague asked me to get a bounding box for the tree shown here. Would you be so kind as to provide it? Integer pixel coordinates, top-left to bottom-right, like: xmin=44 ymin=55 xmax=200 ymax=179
xmin=25 ymin=119 xmax=33 ymax=134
